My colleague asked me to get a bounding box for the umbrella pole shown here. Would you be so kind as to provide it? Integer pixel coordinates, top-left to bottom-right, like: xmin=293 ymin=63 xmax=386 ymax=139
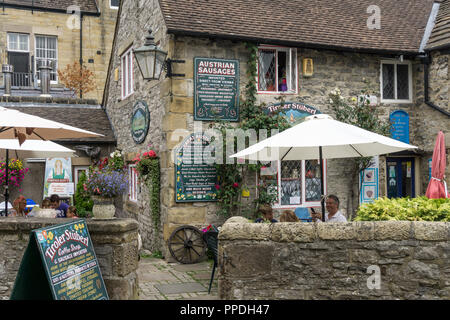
xmin=4 ymin=149 xmax=9 ymax=216
xmin=319 ymin=146 xmax=325 ymax=222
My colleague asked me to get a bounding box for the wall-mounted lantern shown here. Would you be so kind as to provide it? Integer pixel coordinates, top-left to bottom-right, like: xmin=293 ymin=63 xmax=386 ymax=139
xmin=302 ymin=58 xmax=314 ymax=77
xmin=133 ymin=29 xmax=168 ymax=80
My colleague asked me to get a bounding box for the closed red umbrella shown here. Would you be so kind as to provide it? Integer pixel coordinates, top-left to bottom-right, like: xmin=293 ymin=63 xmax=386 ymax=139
xmin=426 ymin=131 xmax=448 ymax=199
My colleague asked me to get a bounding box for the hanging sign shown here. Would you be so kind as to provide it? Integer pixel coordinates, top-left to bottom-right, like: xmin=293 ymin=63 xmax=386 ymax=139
xmin=264 ymin=102 xmax=321 ymax=125
xmin=194 ymin=57 xmax=240 ymax=121
xmin=44 ymin=158 xmax=72 ymax=199
xmin=390 ymin=110 xmax=410 ymax=144
xmin=10 ymin=220 xmax=108 ymax=300
xmin=175 ymin=133 xmax=218 ymax=202
xmin=131 ymin=100 xmax=150 ymax=144
xmin=359 ymin=156 xmax=379 ymax=204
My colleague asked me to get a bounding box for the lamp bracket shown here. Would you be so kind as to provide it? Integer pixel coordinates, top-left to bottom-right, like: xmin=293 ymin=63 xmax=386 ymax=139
xmin=165 ymin=58 xmax=185 ymax=78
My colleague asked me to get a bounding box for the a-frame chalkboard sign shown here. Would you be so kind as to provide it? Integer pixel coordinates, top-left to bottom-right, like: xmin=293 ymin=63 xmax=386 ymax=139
xmin=11 ymin=219 xmax=109 ymax=300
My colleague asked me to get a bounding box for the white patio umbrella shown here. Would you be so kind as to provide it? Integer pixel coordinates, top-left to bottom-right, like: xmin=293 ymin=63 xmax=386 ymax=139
xmin=0 ymin=106 xmax=103 ymax=140
xmin=0 ymin=139 xmax=75 ymax=216
xmin=231 ymin=114 xmax=418 ymax=220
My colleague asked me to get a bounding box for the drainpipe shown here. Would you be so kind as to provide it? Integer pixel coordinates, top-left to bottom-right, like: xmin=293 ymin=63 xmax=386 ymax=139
xmin=2 ymin=64 xmax=13 ymax=96
xmin=420 ymin=53 xmax=450 ymax=117
xmin=79 ymin=12 xmax=84 ymax=99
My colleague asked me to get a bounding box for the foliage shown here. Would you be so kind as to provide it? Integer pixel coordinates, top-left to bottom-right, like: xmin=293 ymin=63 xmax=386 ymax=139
xmin=74 ymin=171 xmax=93 ymax=218
xmin=133 ymin=150 xmax=160 ymax=231
xmin=355 ymin=196 xmax=450 ymax=221
xmin=57 ymin=61 xmax=95 ymax=98
xmin=0 ymin=158 xmax=29 ymax=188
xmin=85 ymin=153 xmax=128 ymax=198
xmin=213 ymin=43 xmax=291 ymax=218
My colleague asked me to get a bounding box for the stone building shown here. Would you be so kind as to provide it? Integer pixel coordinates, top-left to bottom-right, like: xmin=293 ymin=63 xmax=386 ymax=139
xmin=103 ymin=0 xmax=449 ymax=257
xmin=0 ymin=0 xmax=119 ymax=102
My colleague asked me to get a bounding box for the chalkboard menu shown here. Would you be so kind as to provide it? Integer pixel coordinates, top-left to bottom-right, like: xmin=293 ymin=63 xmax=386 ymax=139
xmin=194 ymin=57 xmax=240 ymax=122
xmin=390 ymin=110 xmax=410 ymax=144
xmin=175 ymin=133 xmax=218 ymax=202
xmin=11 ymin=220 xmax=108 ymax=300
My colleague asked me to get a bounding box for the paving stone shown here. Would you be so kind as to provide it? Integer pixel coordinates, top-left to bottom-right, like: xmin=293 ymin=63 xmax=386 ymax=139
xmin=155 ymin=282 xmax=207 ymax=294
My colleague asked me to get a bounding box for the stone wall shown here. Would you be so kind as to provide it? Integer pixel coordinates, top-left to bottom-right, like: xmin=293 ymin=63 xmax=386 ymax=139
xmin=218 ymin=219 xmax=450 ymax=299
xmin=0 ymin=218 xmax=139 ymax=300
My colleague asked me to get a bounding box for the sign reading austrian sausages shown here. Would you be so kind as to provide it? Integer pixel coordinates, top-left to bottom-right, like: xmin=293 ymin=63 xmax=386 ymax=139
xmin=194 ymin=57 xmax=240 ymax=122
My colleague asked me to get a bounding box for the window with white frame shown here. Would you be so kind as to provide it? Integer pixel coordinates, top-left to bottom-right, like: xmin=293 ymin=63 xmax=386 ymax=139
xmin=35 ymin=35 xmax=58 ymax=82
xmin=7 ymin=33 xmax=29 ymax=52
xmin=257 ymin=46 xmax=297 ymax=93
xmin=110 ymin=0 xmax=120 ymax=9
xmin=260 ymin=159 xmax=325 ymax=208
xmin=380 ymin=60 xmax=412 ymax=103
xmin=74 ymin=166 xmax=89 ymax=187
xmin=128 ymin=164 xmax=138 ymax=202
xmin=121 ymin=47 xmax=134 ymax=99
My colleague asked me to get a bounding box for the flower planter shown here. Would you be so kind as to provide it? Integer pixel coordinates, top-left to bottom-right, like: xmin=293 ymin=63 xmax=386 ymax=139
xmin=91 ymin=195 xmax=116 ymax=219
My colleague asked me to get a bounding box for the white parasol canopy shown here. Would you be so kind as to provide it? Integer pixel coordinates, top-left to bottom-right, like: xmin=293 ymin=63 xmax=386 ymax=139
xmin=0 ymin=139 xmax=75 ymax=158
xmin=231 ymin=114 xmax=417 ymax=161
xmin=0 ymin=106 xmax=103 ymax=140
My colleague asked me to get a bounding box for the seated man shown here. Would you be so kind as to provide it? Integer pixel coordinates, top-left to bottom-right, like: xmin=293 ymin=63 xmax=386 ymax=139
xmin=311 ymin=194 xmax=347 ymax=223
xmin=50 ymin=194 xmax=69 ymax=218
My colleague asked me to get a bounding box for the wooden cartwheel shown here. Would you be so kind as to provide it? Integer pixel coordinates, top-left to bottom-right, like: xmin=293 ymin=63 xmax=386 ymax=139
xmin=167 ymin=225 xmax=207 ymax=264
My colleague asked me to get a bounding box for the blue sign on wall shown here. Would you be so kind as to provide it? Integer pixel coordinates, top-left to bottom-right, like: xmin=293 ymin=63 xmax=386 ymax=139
xmin=390 ymin=110 xmax=410 ymax=144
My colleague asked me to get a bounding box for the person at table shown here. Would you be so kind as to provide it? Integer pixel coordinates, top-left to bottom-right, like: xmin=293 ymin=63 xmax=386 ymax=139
xmin=280 ymin=210 xmax=299 ymax=222
xmin=311 ymin=194 xmax=347 ymax=223
xmin=29 ymin=198 xmax=58 ymax=218
xmin=67 ymin=206 xmax=78 ymax=218
xmin=10 ymin=195 xmax=27 ymax=217
xmin=255 ymin=204 xmax=278 ymax=223
xmin=50 ymin=194 xmax=69 ymax=217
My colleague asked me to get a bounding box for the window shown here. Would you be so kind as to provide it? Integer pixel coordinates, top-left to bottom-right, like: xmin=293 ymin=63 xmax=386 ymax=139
xmin=380 ymin=60 xmax=412 ymax=103
xmin=257 ymin=46 xmax=297 ymax=93
xmin=35 ymin=35 xmax=58 ymax=82
xmin=110 ymin=0 xmax=120 ymax=9
xmin=128 ymin=164 xmax=138 ymax=202
xmin=260 ymin=159 xmax=325 ymax=208
xmin=7 ymin=33 xmax=29 ymax=52
xmin=74 ymin=166 xmax=89 ymax=188
xmin=121 ymin=47 xmax=134 ymax=99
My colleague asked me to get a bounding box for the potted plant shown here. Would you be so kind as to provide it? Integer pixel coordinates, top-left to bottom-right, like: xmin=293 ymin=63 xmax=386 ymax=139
xmin=85 ymin=152 xmax=127 ymax=219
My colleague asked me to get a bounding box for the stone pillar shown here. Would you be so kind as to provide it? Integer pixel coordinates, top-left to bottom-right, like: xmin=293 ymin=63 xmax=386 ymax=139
xmin=2 ymin=64 xmax=13 ymax=96
xmin=38 ymin=60 xmax=52 ymax=97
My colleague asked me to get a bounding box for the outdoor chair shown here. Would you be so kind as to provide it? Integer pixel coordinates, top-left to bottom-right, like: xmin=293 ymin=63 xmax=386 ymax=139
xmin=203 ymin=226 xmax=219 ymax=294
xmin=295 ymin=207 xmax=312 ymax=222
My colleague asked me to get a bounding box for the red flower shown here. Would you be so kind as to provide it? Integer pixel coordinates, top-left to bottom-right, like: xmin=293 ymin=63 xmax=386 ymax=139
xmin=148 ymin=150 xmax=157 ymax=158
xmin=215 ymin=184 xmax=220 ymax=190
xmin=233 ymin=183 xmax=239 ymax=188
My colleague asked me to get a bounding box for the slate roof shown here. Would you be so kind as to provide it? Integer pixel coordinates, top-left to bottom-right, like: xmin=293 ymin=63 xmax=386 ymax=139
xmin=2 ymin=104 xmax=116 ymax=143
xmin=426 ymin=0 xmax=450 ymax=50
xmin=159 ymin=0 xmax=435 ymax=54
xmin=1 ymin=0 xmax=99 ymax=14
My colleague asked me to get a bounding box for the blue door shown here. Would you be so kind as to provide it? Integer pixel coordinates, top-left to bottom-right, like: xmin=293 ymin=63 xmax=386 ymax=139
xmin=386 ymin=158 xmax=415 ymax=198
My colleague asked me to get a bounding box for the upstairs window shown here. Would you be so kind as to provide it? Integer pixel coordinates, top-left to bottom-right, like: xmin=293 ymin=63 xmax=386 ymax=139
xmin=7 ymin=33 xmax=29 ymax=52
xmin=257 ymin=46 xmax=297 ymax=93
xmin=121 ymin=47 xmax=134 ymax=99
xmin=35 ymin=35 xmax=58 ymax=82
xmin=110 ymin=0 xmax=120 ymax=9
xmin=380 ymin=60 xmax=412 ymax=103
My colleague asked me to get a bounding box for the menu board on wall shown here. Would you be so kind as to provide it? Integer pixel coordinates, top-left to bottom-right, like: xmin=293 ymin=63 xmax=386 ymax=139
xmin=390 ymin=110 xmax=410 ymax=144
xmin=194 ymin=57 xmax=240 ymax=122
xmin=359 ymin=156 xmax=379 ymax=204
xmin=44 ymin=157 xmax=73 ymax=199
xmin=11 ymin=220 xmax=108 ymax=300
xmin=175 ymin=133 xmax=218 ymax=202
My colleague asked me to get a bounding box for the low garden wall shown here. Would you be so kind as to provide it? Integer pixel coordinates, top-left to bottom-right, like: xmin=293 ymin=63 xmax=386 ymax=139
xmin=218 ymin=218 xmax=450 ymax=299
xmin=0 ymin=218 xmax=139 ymax=300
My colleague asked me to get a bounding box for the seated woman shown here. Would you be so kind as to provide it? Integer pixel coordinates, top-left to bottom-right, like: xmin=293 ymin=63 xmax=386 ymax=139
xmin=255 ymin=204 xmax=278 ymax=223
xmin=279 ymin=210 xmax=299 ymax=222
xmin=9 ymin=195 xmax=27 ymax=217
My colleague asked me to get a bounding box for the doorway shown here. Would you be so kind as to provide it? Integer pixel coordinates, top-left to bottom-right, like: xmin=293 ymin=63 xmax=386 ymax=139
xmin=8 ymin=51 xmax=30 ymax=87
xmin=386 ymin=157 xmax=415 ymax=198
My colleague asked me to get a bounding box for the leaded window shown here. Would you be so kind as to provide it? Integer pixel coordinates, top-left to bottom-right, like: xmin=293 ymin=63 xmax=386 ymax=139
xmin=381 ymin=61 xmax=412 ymax=102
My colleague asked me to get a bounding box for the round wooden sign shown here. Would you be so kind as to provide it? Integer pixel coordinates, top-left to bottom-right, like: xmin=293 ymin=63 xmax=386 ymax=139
xmin=130 ymin=100 xmax=150 ymax=144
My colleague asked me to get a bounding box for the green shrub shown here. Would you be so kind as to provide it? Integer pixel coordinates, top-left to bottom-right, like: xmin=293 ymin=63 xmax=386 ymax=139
xmin=355 ymin=196 xmax=450 ymax=221
xmin=74 ymin=171 xmax=93 ymax=218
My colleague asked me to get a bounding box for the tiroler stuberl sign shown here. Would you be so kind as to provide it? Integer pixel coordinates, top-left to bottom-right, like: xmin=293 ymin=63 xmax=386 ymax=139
xmin=11 ymin=220 xmax=109 ymax=300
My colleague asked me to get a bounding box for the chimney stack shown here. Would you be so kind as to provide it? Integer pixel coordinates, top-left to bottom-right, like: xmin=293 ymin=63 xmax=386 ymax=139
xmin=38 ymin=60 xmax=52 ymax=97
xmin=2 ymin=64 xmax=13 ymax=96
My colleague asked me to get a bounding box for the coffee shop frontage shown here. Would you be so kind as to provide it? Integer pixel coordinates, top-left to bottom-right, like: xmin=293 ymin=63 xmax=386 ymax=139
xmin=103 ymin=0 xmax=450 ymax=258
